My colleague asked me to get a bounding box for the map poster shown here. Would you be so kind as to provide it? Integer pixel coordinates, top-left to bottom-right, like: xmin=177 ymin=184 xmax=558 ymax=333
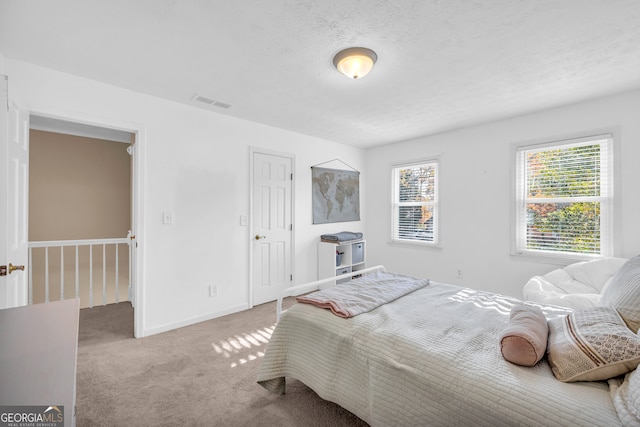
xmin=311 ymin=166 xmax=360 ymax=224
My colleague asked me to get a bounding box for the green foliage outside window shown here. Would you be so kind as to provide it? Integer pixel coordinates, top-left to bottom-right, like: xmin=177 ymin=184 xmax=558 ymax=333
xmin=524 ymin=144 xmax=603 ymax=254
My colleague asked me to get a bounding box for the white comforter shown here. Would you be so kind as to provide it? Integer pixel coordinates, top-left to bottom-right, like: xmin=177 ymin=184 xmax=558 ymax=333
xmin=258 ymin=278 xmax=622 ymax=426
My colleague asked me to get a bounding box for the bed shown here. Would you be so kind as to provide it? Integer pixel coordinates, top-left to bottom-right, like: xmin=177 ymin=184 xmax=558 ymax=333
xmin=257 ymin=265 xmax=640 ymax=426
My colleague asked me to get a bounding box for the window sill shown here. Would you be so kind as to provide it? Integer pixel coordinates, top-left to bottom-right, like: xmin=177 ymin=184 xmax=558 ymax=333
xmin=510 ymin=250 xmax=608 ymax=266
xmin=389 ymin=239 xmax=442 ymax=249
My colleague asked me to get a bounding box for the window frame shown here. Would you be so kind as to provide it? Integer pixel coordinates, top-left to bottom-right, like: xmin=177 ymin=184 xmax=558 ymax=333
xmin=511 ymin=132 xmax=617 ymax=263
xmin=390 ymin=158 xmax=440 ymax=247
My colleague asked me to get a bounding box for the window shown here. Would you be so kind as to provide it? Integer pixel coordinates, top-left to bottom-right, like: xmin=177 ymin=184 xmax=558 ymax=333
xmin=391 ymin=160 xmax=438 ymax=244
xmin=514 ymin=134 xmax=613 ymax=258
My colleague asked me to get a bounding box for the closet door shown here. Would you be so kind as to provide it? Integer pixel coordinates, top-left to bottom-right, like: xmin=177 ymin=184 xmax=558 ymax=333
xmin=252 ymin=151 xmax=293 ymax=305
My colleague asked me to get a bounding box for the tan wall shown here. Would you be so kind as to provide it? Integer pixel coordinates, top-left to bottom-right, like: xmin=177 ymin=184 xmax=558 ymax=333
xmin=29 ymin=130 xmax=131 ymax=307
xmin=29 ymin=130 xmax=131 ymax=240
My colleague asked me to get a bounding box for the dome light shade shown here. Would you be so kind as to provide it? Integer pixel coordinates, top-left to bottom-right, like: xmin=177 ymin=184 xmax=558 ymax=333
xmin=333 ymin=47 xmax=377 ymax=79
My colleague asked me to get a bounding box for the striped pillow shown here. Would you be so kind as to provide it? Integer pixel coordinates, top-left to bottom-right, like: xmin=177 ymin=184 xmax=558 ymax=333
xmin=547 ymin=307 xmax=640 ymax=382
xmin=601 ymin=255 xmax=640 ymax=333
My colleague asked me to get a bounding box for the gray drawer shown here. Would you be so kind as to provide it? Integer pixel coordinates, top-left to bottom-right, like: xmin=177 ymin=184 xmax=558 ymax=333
xmin=352 ymin=243 xmax=364 ymax=264
xmin=336 ymin=266 xmax=352 ymax=284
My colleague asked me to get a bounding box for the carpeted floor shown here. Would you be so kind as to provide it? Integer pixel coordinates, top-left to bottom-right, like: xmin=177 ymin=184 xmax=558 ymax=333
xmin=77 ymin=301 xmax=368 ymax=426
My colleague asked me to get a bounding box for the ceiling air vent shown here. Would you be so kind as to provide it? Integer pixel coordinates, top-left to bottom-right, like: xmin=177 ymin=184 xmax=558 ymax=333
xmin=191 ymin=94 xmax=231 ymax=109
xmin=212 ymin=101 xmax=231 ymax=109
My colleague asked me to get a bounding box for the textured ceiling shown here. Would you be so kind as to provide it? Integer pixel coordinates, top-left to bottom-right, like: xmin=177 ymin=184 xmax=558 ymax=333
xmin=1 ymin=0 xmax=639 ymax=148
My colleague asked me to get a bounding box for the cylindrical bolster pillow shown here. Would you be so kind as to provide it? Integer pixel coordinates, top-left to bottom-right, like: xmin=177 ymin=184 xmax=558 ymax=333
xmin=500 ymin=304 xmax=548 ymax=367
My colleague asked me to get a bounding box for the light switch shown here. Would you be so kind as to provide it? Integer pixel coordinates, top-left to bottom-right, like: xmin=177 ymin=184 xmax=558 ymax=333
xmin=163 ymin=211 xmax=173 ymax=224
xmin=240 ymin=214 xmax=248 ymax=226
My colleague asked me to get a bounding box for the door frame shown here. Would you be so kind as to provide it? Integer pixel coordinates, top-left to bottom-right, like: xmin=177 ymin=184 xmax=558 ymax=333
xmin=248 ymin=147 xmax=295 ymax=308
xmin=26 ymin=109 xmax=147 ymax=338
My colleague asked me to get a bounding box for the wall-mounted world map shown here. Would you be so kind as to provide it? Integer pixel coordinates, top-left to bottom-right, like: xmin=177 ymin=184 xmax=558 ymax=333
xmin=311 ymin=167 xmax=360 ymax=224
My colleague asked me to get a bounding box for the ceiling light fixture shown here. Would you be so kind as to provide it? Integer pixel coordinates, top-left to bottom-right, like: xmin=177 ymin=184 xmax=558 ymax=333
xmin=333 ymin=47 xmax=377 ymax=80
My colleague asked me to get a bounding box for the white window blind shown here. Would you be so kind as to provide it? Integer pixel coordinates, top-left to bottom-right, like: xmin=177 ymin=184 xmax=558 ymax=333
xmin=391 ymin=161 xmax=438 ymax=244
xmin=515 ymin=134 xmax=613 ymax=257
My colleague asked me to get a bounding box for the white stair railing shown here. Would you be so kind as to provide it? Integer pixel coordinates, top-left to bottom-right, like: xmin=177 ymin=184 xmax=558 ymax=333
xmin=28 ymin=237 xmax=131 ymax=308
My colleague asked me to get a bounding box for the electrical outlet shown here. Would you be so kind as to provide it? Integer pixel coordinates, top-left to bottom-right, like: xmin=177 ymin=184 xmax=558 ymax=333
xmin=455 ymin=268 xmax=463 ymax=279
xmin=209 ymin=285 xmax=217 ymax=297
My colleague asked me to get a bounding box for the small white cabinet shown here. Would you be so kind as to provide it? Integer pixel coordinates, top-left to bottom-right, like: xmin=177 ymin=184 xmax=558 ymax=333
xmin=318 ymin=240 xmax=365 ymax=284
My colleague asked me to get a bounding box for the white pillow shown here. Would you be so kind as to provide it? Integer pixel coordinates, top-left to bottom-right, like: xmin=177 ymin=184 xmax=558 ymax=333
xmin=610 ymin=368 xmax=640 ymax=426
xmin=601 ymin=255 xmax=640 ymax=332
xmin=566 ymin=257 xmax=628 ymax=292
xmin=523 ymin=276 xmax=602 ymax=309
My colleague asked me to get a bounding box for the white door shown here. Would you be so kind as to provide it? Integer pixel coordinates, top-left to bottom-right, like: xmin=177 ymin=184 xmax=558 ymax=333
xmin=0 ymin=75 xmax=29 ymax=309
xmin=252 ymin=152 xmax=293 ymax=305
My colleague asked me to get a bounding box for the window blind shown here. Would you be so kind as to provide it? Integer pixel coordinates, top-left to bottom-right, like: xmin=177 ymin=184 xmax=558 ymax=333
xmin=515 ymin=135 xmax=613 ymax=257
xmin=391 ymin=161 xmax=438 ymax=243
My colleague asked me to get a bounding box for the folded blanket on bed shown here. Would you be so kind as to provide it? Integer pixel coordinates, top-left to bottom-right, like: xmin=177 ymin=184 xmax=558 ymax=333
xmin=296 ymin=271 xmax=429 ymax=317
xmin=320 ymin=231 xmax=363 ymax=242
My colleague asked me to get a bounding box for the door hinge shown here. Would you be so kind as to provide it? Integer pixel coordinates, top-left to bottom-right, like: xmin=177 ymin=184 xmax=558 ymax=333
xmin=290 ymin=274 xmax=293 ymax=281
xmin=290 ymin=173 xmax=293 ymax=180
xmin=289 ymin=224 xmax=293 ymax=231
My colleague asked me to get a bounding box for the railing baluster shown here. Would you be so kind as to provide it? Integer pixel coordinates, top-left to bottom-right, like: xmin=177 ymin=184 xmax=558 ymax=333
xmin=60 ymin=246 xmax=65 ymax=300
xmin=89 ymin=244 xmax=94 ymax=308
xmin=115 ymin=244 xmax=120 ymax=304
xmin=75 ymin=245 xmax=79 ymax=299
xmin=102 ymin=244 xmax=107 ymax=306
xmin=45 ymin=246 xmax=49 ymax=303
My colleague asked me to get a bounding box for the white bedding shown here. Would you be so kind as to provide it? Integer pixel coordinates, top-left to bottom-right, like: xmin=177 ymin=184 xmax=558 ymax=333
xmin=257 ymin=275 xmax=623 ymax=426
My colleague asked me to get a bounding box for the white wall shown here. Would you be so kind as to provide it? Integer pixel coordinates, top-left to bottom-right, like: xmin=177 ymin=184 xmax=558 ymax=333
xmin=6 ymin=59 xmax=365 ymax=336
xmin=9 ymin=57 xmax=638 ymax=331
xmin=364 ymin=90 xmax=640 ymax=298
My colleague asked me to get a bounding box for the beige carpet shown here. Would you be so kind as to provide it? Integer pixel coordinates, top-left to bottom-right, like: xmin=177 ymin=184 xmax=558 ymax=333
xmin=77 ymin=300 xmax=368 ymax=426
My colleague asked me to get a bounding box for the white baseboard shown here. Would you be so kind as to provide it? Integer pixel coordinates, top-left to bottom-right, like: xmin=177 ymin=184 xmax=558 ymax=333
xmin=141 ymin=303 xmax=250 ymax=337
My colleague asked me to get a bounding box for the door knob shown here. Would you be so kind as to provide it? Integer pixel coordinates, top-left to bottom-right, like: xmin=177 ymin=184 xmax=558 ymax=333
xmin=255 ymin=235 xmax=266 ymax=240
xmin=9 ymin=263 xmax=25 ymax=274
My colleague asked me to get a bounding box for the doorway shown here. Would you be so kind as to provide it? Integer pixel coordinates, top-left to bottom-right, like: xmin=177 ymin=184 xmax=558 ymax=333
xmin=0 ymin=88 xmax=143 ymax=336
xmin=251 ymin=149 xmax=294 ymax=306
xmin=25 ymin=111 xmax=145 ymax=337
xmin=28 ymin=120 xmax=133 ymax=308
